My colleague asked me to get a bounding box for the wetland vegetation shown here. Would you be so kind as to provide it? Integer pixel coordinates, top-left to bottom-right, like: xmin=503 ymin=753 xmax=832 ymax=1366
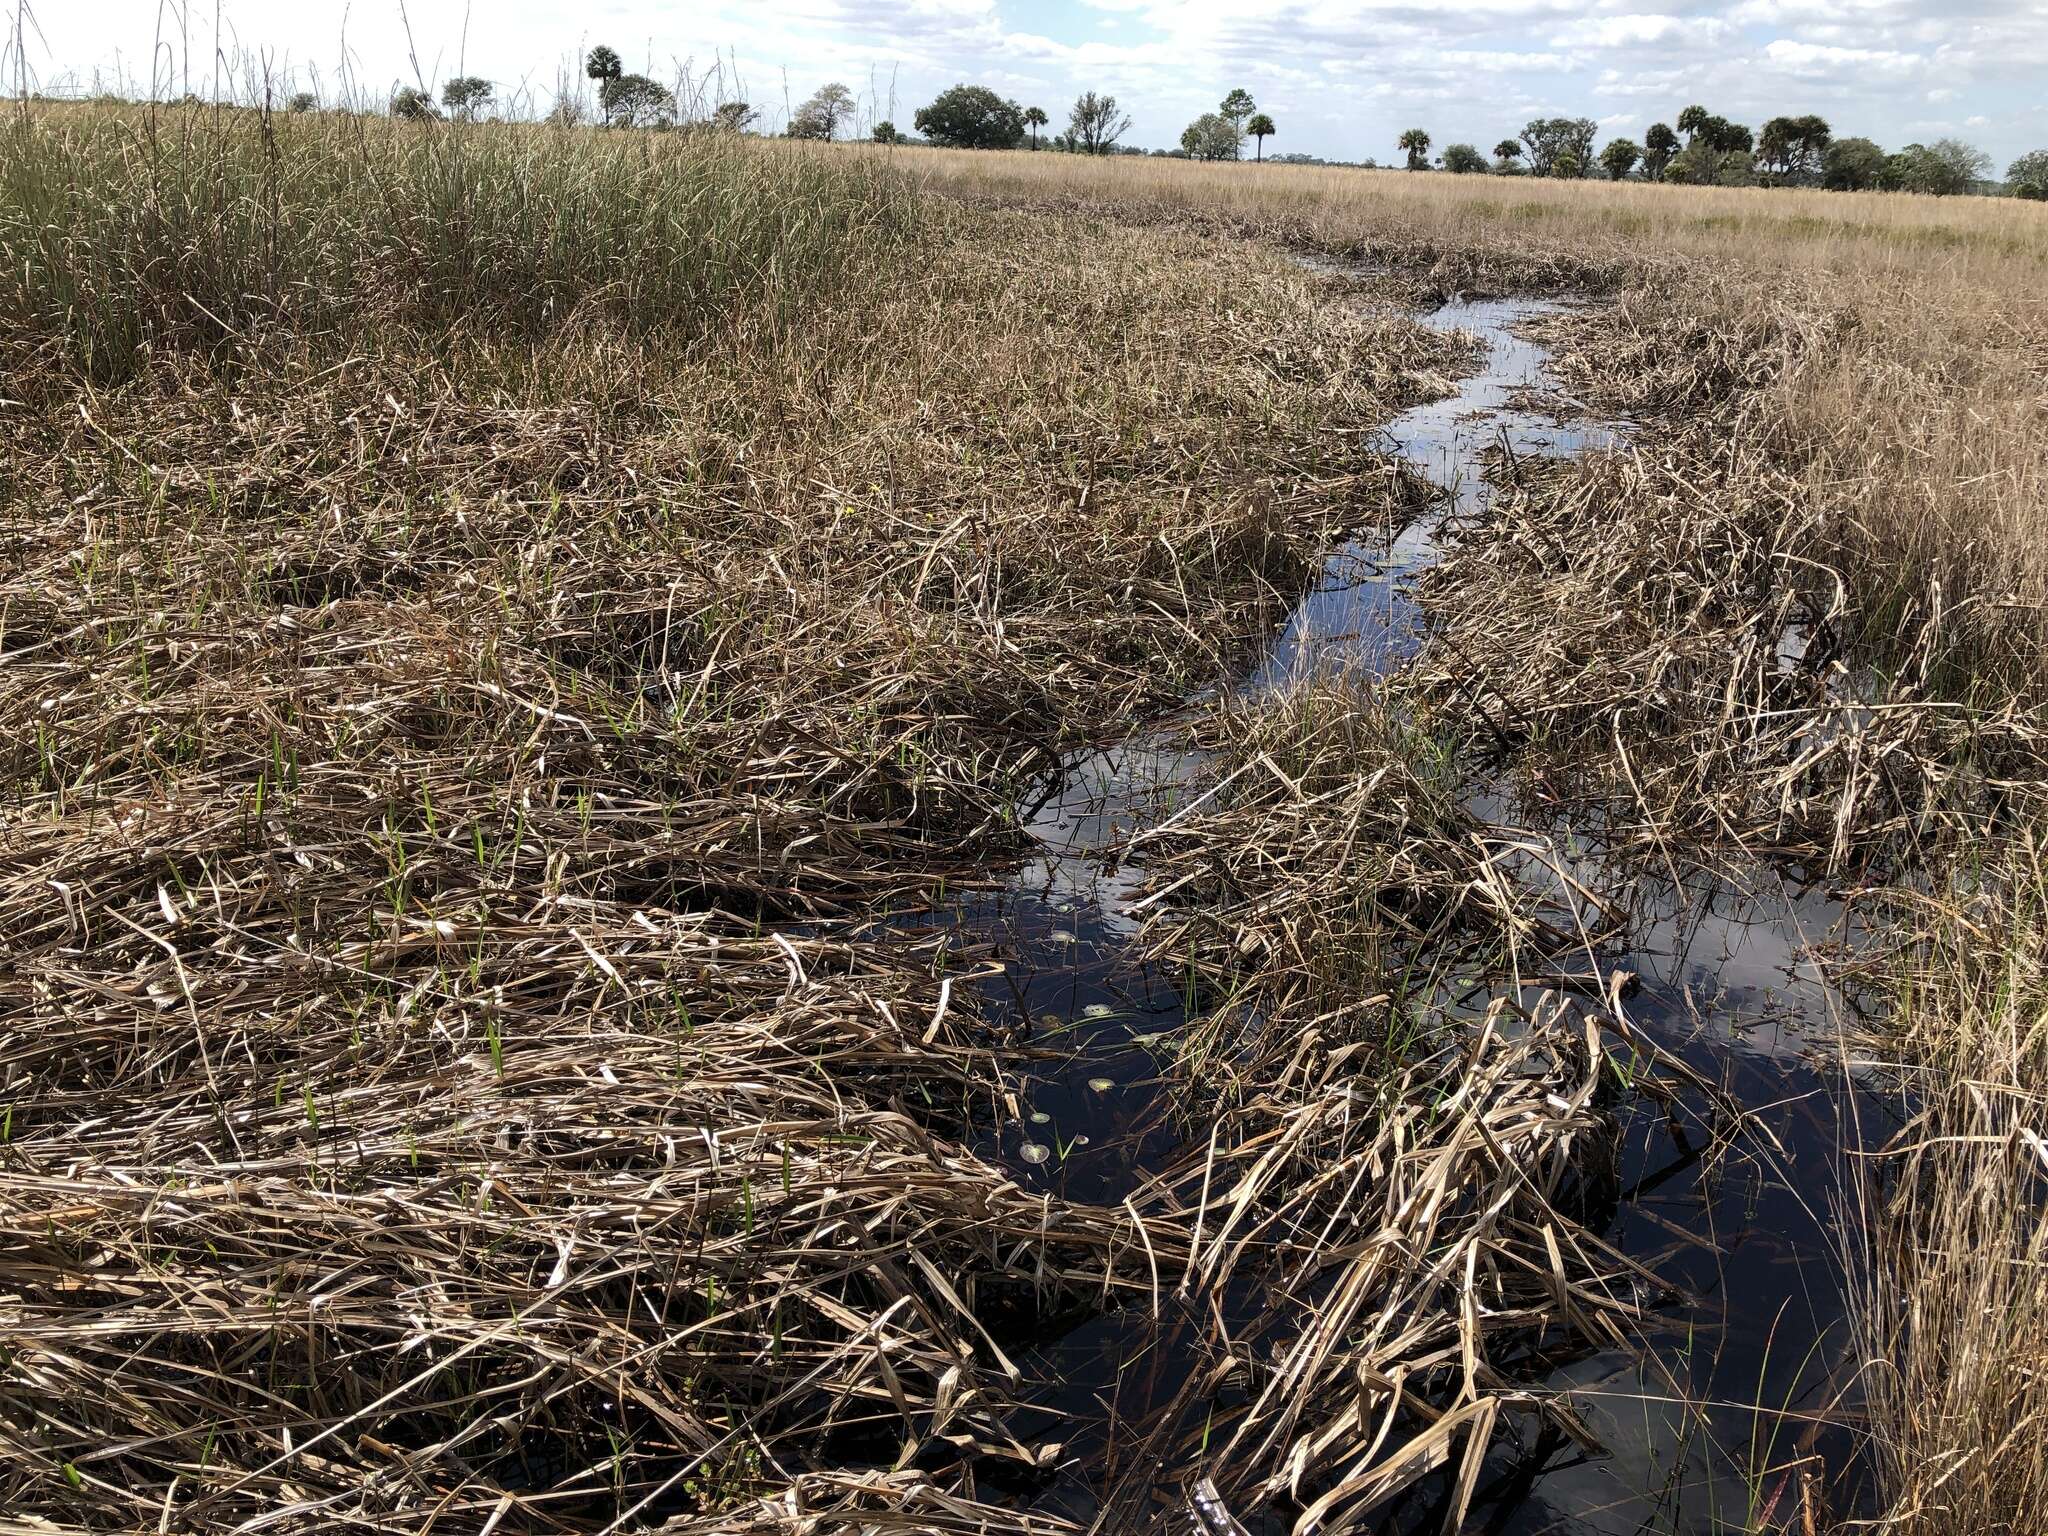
xmin=2 ymin=97 xmax=2045 ymax=1536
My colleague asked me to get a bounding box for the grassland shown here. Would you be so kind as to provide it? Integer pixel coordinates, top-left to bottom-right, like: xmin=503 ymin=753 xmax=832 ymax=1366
xmin=3 ymin=105 xmax=2046 ymax=1535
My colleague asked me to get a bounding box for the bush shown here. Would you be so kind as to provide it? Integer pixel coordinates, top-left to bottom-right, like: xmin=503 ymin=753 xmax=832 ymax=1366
xmin=389 ymin=86 xmax=440 ymax=122
xmin=1441 ymin=143 xmax=1486 ymax=175
xmin=2016 ymin=182 xmax=2046 ymax=202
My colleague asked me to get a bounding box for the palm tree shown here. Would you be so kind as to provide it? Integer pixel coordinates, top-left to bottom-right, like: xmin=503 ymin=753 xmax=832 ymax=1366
xmin=586 ymin=44 xmax=623 ymax=125
xmin=1493 ymin=139 xmax=1521 ymax=163
xmin=1246 ymin=112 xmax=1275 ymax=162
xmin=1024 ymin=105 xmax=1048 ymax=149
xmin=1398 ymin=128 xmax=1431 ymax=171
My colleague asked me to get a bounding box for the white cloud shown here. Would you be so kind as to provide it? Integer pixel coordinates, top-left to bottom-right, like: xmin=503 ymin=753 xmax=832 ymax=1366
xmin=1550 ymin=14 xmax=1731 ymax=49
xmin=15 ymin=0 xmax=2041 ymax=166
xmin=1762 ymin=38 xmax=1924 ymax=77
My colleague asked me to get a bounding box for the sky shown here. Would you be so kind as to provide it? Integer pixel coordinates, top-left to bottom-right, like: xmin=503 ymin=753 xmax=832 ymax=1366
xmin=10 ymin=0 xmax=2046 ymax=173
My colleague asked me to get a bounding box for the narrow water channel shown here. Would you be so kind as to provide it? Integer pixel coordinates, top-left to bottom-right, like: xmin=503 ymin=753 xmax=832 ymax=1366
xmin=910 ymin=296 xmax=1881 ymax=1533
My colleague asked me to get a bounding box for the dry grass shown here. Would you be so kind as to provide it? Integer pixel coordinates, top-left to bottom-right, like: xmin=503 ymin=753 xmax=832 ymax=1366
xmin=1844 ymin=841 xmax=2048 ymax=1536
xmin=7 ymin=104 xmax=2048 ymax=1536
xmin=0 ymin=104 xmax=1507 ymax=1532
xmin=900 ymin=146 xmax=2048 ymax=290
xmin=912 ymin=146 xmax=2048 ymax=698
xmin=900 ymin=146 xmax=2048 ymax=1533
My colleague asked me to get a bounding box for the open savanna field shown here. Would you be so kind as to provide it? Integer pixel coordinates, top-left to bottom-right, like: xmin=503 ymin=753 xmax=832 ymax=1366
xmin=2 ymin=103 xmax=2046 ymax=1536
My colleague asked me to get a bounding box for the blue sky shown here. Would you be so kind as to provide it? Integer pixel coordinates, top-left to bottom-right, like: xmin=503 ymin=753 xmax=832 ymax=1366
xmin=13 ymin=1 xmax=2047 ymax=172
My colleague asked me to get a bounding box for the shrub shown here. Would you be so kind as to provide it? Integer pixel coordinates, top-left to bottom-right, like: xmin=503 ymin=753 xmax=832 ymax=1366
xmin=389 ymin=86 xmax=440 ymax=122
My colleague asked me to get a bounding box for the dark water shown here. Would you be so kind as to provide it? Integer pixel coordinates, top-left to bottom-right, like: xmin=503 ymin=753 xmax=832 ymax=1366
xmin=913 ymin=299 xmax=1885 ymax=1533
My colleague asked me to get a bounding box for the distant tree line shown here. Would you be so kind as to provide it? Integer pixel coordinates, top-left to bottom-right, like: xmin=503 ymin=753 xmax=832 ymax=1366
xmin=364 ymin=56 xmax=2048 ymax=202
xmin=1405 ymin=103 xmax=2023 ymax=197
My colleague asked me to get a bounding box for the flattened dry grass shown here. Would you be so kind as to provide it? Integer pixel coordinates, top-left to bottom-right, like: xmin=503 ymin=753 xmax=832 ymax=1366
xmin=920 ymin=147 xmax=2048 ymax=1532
xmin=922 ymin=146 xmax=2048 ymax=701
xmin=0 ymin=105 xmax=1489 ymax=1532
xmin=1132 ymin=676 xmax=1581 ymax=1085
xmin=9 ymin=102 xmax=2046 ymax=1536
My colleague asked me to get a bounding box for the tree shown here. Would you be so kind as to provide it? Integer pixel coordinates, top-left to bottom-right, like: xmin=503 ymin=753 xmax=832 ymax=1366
xmin=286 ymin=91 xmax=317 ymax=114
xmin=1643 ymin=122 xmax=1679 ymax=180
xmin=1667 ymin=142 xmax=1753 ymax=186
xmin=1916 ymin=138 xmax=1992 ymax=194
xmin=1068 ymin=92 xmax=1132 ymax=155
xmin=712 ymin=101 xmax=759 ymax=134
xmin=1493 ymin=139 xmax=1521 ymax=164
xmin=2006 ymin=150 xmax=2048 ymax=188
xmin=1705 ymin=117 xmax=1752 ymax=155
xmin=913 ymin=85 xmax=1024 ymax=150
xmin=1182 ymin=113 xmax=1242 ymax=161
xmin=789 ymin=82 xmax=856 ymax=141
xmin=389 ymin=85 xmax=440 ymax=122
xmin=872 ymin=121 xmax=900 ymax=144
xmin=1822 ymin=136 xmax=1886 ymax=191
xmin=1879 ymin=139 xmax=1990 ymax=195
xmin=1676 ymin=103 xmax=1709 ymax=144
xmin=601 ymin=75 xmax=676 ymax=130
xmin=1024 ymin=105 xmax=1048 ymax=148
xmin=1442 ymin=142 xmax=1486 ymax=174
xmin=1398 ymin=128 xmax=1431 ymax=170
xmin=1758 ymin=114 xmax=1829 ymax=183
xmin=1247 ymin=112 xmax=1275 ymax=161
xmin=440 ymin=76 xmax=492 ymax=121
xmin=1599 ymin=138 xmax=1640 ymax=181
xmin=1520 ymin=117 xmax=1595 ymax=177
xmin=589 ymin=46 xmax=626 ymax=125
xmin=1552 ymin=151 xmax=1581 ymax=180
xmin=1219 ymin=88 xmax=1256 ymax=157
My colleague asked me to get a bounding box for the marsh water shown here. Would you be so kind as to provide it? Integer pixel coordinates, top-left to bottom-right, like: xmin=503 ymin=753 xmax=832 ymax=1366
xmin=908 ymin=297 xmax=1885 ymax=1533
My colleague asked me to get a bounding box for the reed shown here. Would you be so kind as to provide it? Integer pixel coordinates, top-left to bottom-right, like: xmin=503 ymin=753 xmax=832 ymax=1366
xmin=6 ymin=101 xmax=2047 ymax=1535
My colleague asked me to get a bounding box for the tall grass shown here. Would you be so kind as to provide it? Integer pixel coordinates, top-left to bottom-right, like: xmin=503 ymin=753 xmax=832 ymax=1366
xmin=0 ymin=104 xmax=920 ymax=383
xmin=1852 ymin=844 xmax=2048 ymax=1536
